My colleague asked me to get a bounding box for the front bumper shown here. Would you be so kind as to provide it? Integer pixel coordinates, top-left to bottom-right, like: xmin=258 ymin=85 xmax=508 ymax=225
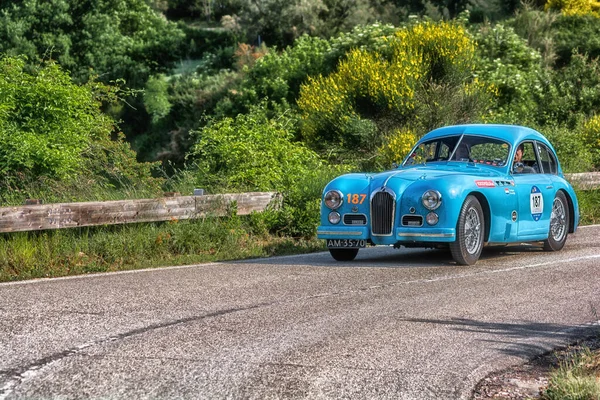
xmin=317 ymin=226 xmax=455 ymax=245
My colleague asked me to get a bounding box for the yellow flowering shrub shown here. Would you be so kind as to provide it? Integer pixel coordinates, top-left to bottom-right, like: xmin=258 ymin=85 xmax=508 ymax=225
xmin=298 ymin=21 xmax=481 ymax=150
xmin=582 ymin=115 xmax=600 ymax=146
xmin=576 ymin=115 xmax=600 ymax=168
xmin=545 ymin=0 xmax=600 ymax=16
xmin=377 ymin=128 xmax=418 ymax=167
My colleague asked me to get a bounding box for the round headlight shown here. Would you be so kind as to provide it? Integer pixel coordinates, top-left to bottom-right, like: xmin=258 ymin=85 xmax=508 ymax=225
xmin=426 ymin=212 xmax=439 ymax=225
xmin=324 ymin=190 xmax=343 ymax=210
xmin=328 ymin=211 xmax=341 ymax=224
xmin=422 ymin=190 xmax=442 ymax=210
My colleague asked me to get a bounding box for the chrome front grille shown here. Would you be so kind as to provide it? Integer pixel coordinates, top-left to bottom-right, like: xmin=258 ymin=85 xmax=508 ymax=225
xmin=371 ymin=190 xmax=395 ymax=236
xmin=343 ymin=214 xmax=367 ymax=225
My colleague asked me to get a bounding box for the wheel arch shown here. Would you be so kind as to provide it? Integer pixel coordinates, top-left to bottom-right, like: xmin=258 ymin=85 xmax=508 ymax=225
xmin=558 ymin=189 xmax=575 ymax=233
xmin=468 ymin=191 xmax=491 ymax=243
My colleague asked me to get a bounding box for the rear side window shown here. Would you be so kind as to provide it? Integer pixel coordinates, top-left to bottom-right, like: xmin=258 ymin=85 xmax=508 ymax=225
xmin=537 ymin=143 xmax=558 ymax=174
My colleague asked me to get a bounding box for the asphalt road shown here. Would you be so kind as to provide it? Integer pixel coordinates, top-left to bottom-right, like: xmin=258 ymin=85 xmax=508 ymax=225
xmin=1 ymin=225 xmax=599 ymax=400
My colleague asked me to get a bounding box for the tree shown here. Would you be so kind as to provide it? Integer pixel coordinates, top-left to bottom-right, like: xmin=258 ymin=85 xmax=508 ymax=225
xmin=0 ymin=0 xmax=185 ymax=86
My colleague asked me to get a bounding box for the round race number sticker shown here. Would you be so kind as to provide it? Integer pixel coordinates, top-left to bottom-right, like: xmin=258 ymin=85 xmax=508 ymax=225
xmin=530 ymin=186 xmax=543 ymax=221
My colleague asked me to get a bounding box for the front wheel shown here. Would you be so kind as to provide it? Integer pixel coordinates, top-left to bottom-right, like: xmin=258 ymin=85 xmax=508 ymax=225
xmin=329 ymin=248 xmax=359 ymax=261
xmin=543 ymin=191 xmax=569 ymax=251
xmin=450 ymin=195 xmax=484 ymax=265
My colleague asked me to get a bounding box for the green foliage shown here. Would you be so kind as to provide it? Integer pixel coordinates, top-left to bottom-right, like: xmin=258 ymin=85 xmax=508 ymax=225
xmin=0 ymin=0 xmax=185 ymax=86
xmin=541 ymin=347 xmax=600 ymax=400
xmin=0 ymin=55 xmax=161 ymax=204
xmin=0 ymin=218 xmax=325 ymax=282
xmin=533 ymin=53 xmax=600 ymax=126
xmin=144 ymin=75 xmax=172 ymax=123
xmin=472 ymin=23 xmax=544 ymax=121
xmin=576 ymin=188 xmax=600 ymax=225
xmin=238 ymin=35 xmax=332 ymax=108
xmin=553 ymin=14 xmax=600 ymax=66
xmin=190 ymin=104 xmax=322 ymax=192
xmin=536 ymin=124 xmax=594 ymax=172
xmin=0 ymin=56 xmax=112 ymax=179
xmin=581 ymin=115 xmax=600 ymax=167
xmin=510 ymin=6 xmax=557 ymax=67
xmin=298 ymin=21 xmax=492 ymax=154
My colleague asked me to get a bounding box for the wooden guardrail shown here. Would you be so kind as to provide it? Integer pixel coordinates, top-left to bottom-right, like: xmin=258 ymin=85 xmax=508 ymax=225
xmin=0 ymin=172 xmax=596 ymax=234
xmin=0 ymin=192 xmax=280 ymax=233
xmin=565 ymin=172 xmax=600 ymax=190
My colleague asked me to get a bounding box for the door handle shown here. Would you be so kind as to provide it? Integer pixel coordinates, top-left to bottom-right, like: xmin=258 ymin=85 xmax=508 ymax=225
xmin=546 ymin=186 xmax=553 ymax=189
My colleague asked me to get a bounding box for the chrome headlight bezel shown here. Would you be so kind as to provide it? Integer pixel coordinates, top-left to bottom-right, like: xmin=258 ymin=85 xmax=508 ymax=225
xmin=324 ymin=190 xmax=344 ymax=210
xmin=422 ymin=190 xmax=442 ymax=211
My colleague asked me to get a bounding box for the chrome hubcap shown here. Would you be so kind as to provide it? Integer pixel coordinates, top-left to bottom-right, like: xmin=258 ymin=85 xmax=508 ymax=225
xmin=550 ymin=198 xmax=567 ymax=242
xmin=464 ymin=207 xmax=482 ymax=254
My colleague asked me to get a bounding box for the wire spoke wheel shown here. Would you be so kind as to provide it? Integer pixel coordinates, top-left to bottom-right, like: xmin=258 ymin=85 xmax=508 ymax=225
xmin=464 ymin=208 xmax=482 ymax=255
xmin=450 ymin=195 xmax=484 ymax=265
xmin=544 ymin=191 xmax=569 ymax=252
xmin=549 ymin=197 xmax=566 ymax=242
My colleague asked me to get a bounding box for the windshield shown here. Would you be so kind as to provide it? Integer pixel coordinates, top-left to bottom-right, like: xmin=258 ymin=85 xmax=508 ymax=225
xmin=403 ymin=134 xmax=511 ymax=168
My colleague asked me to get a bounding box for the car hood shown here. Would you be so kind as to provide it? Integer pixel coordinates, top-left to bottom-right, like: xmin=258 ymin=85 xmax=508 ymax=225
xmin=369 ymin=163 xmax=505 ymax=190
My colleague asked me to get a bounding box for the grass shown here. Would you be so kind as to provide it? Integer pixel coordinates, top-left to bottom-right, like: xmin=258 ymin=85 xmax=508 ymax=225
xmin=576 ymin=188 xmax=600 ymax=225
xmin=0 ymin=215 xmax=325 ymax=282
xmin=542 ymin=346 xmax=600 ymax=400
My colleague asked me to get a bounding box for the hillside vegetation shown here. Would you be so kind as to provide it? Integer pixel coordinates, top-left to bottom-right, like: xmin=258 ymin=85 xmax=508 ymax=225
xmin=1 ymin=0 xmax=600 ymax=279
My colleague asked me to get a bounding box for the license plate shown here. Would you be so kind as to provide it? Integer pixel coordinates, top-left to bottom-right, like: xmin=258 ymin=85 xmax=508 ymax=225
xmin=326 ymin=239 xmax=366 ymax=248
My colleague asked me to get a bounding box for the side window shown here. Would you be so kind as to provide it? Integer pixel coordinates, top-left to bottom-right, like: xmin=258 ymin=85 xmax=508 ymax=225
xmin=537 ymin=143 xmax=558 ymax=175
xmin=439 ymin=143 xmax=450 ymax=160
xmin=512 ymin=141 xmax=539 ymax=174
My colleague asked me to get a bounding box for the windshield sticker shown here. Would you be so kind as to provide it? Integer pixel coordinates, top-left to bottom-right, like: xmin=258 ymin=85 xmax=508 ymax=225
xmin=530 ymin=186 xmax=543 ymax=221
xmin=475 ymin=180 xmax=495 ymax=188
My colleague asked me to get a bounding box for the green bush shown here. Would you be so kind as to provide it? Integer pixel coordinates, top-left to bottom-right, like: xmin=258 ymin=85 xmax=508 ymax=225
xmin=0 ymin=55 xmax=161 ymax=204
xmin=553 ymin=14 xmax=600 ymax=66
xmin=0 ymin=56 xmax=113 ymax=179
xmin=0 ymin=0 xmax=185 ymax=86
xmin=298 ymin=21 xmax=492 ymax=154
xmin=189 ymin=104 xmax=322 ymax=192
xmin=472 ymin=23 xmax=544 ymax=121
xmin=533 ymin=53 xmax=600 ymax=126
xmin=537 ymin=123 xmax=594 ymax=173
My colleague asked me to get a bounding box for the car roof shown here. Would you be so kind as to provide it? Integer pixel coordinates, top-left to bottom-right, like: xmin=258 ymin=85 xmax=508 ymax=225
xmin=421 ymin=124 xmax=552 ymax=147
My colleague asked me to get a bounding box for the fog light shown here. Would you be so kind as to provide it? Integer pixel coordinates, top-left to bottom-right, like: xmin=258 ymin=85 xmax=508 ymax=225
xmin=426 ymin=212 xmax=439 ymax=225
xmin=328 ymin=211 xmax=341 ymax=224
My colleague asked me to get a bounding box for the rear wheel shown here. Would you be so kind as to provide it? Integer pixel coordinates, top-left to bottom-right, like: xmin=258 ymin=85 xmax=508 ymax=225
xmin=329 ymin=248 xmax=359 ymax=261
xmin=450 ymin=195 xmax=484 ymax=265
xmin=543 ymin=191 xmax=569 ymax=251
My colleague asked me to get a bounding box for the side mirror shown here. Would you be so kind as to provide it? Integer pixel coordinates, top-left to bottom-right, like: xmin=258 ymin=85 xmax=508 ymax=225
xmin=391 ymin=162 xmax=398 ymax=169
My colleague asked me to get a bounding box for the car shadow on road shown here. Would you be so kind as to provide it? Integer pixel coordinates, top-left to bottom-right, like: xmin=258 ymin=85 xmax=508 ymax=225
xmin=398 ymin=316 xmax=600 ymax=358
xmin=238 ymin=245 xmax=527 ymax=269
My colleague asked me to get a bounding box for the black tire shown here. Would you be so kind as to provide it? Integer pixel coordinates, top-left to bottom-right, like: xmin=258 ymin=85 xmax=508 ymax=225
xmin=329 ymin=248 xmax=359 ymax=261
xmin=543 ymin=191 xmax=569 ymax=251
xmin=450 ymin=195 xmax=485 ymax=265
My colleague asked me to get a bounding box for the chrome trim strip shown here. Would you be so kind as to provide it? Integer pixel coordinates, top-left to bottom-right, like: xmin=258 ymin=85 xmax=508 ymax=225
xmin=447 ymin=134 xmax=465 ymax=161
xmin=319 ymin=231 xmax=363 ymax=236
xmin=383 ymin=170 xmax=403 ymax=188
xmin=401 ymin=214 xmax=423 ymax=227
xmin=397 ymin=233 xmax=454 ymax=238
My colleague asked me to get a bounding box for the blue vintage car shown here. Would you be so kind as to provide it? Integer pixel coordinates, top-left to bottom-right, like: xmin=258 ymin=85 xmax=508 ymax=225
xmin=317 ymin=124 xmax=579 ymax=265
